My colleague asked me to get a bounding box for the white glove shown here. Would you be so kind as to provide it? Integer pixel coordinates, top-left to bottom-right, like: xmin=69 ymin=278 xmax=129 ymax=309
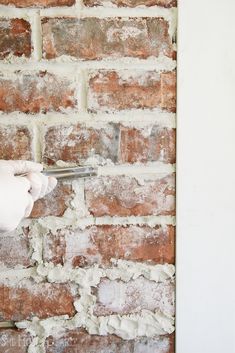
xmin=0 ymin=160 xmax=57 ymax=234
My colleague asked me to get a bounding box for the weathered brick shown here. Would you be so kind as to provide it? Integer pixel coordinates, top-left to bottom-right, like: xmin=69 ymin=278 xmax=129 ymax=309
xmin=88 ymin=71 xmax=176 ymax=112
xmin=85 ymin=174 xmax=175 ymax=217
xmin=0 ymin=0 xmax=75 ymax=7
xmin=0 ymin=329 xmax=32 ymax=353
xmin=161 ymin=72 xmax=176 ymax=113
xmin=0 ymin=280 xmax=76 ymax=321
xmin=83 ymin=0 xmax=177 ymax=7
xmin=45 ymin=329 xmax=174 ymax=353
xmin=0 ymin=229 xmax=33 ymax=268
xmin=43 ymin=230 xmax=66 ymax=265
xmin=42 ymin=124 xmax=119 ymax=165
xmin=43 ymin=225 xmax=175 ymax=266
xmin=30 ymin=183 xmax=72 ymax=218
xmin=93 ymin=276 xmax=174 ymax=316
xmin=43 ymin=124 xmax=175 ymax=165
xmin=42 ymin=18 xmax=173 ymax=60
xmin=0 ymin=19 xmax=31 ymax=60
xmin=0 ymin=125 xmax=32 ymax=160
xmin=0 ymin=71 xmax=76 ymax=114
xmin=120 ymin=126 xmax=176 ymax=164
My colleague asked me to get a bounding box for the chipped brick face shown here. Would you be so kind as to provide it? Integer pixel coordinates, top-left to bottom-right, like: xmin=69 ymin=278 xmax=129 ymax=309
xmin=42 ymin=17 xmax=174 ymax=60
xmin=43 ymin=225 xmax=175 ymax=266
xmin=0 ymin=229 xmax=33 ymax=268
xmin=93 ymin=276 xmax=174 ymax=316
xmin=83 ymin=0 xmax=177 ymax=7
xmin=43 ymin=124 xmax=175 ymax=165
xmin=0 ymin=19 xmax=31 ymax=59
xmin=85 ymin=174 xmax=175 ymax=217
xmin=45 ymin=330 xmax=175 ymax=353
xmin=0 ymin=0 xmax=75 ymax=7
xmin=0 ymin=280 xmax=76 ymax=321
xmin=30 ymin=183 xmax=73 ymax=218
xmin=0 ymin=126 xmax=33 ymax=160
xmin=43 ymin=124 xmax=120 ymax=165
xmin=119 ymin=126 xmax=176 ymax=164
xmin=88 ymin=71 xmax=176 ymax=112
xmin=0 ymin=72 xmax=76 ymax=114
xmin=0 ymin=0 xmax=176 ymax=351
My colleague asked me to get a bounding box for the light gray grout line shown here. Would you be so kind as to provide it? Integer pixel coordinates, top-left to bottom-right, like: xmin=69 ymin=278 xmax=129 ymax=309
xmin=79 ymin=69 xmax=88 ymax=112
xmin=97 ymin=163 xmax=175 ymax=175
xmin=75 ymin=0 xmax=83 ymax=12
xmin=0 ymin=57 xmax=176 ymax=71
xmin=33 ymin=123 xmax=43 ymax=163
xmin=40 ymin=5 xmax=176 ymax=19
xmin=0 ymin=5 xmax=176 ymax=17
xmin=30 ymin=10 xmax=42 ymax=61
xmin=94 ymin=215 xmax=176 ymax=226
xmin=0 ymin=112 xmax=176 ymax=129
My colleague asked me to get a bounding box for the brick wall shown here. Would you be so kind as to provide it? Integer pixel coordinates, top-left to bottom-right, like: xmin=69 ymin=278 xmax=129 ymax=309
xmin=0 ymin=1 xmax=176 ymax=352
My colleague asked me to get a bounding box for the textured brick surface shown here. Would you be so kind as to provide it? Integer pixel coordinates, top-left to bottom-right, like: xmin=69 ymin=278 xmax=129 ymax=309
xmin=0 ymin=280 xmax=76 ymax=321
xmin=0 ymin=72 xmax=76 ymax=114
xmin=43 ymin=124 xmax=119 ymax=165
xmin=43 ymin=230 xmax=66 ymax=265
xmin=43 ymin=225 xmax=175 ymax=266
xmin=43 ymin=124 xmax=175 ymax=165
xmin=0 ymin=19 xmax=31 ymax=59
xmin=94 ymin=276 xmax=174 ymax=316
xmin=120 ymin=126 xmax=176 ymax=164
xmin=30 ymin=183 xmax=72 ymax=218
xmin=88 ymin=71 xmax=176 ymax=112
xmin=42 ymin=17 xmax=173 ymax=60
xmin=83 ymin=0 xmax=177 ymax=7
xmin=0 ymin=229 xmax=33 ymax=268
xmin=0 ymin=126 xmax=32 ymax=160
xmin=0 ymin=0 xmax=75 ymax=7
xmin=45 ymin=329 xmax=174 ymax=353
xmin=85 ymin=174 xmax=175 ymax=217
xmin=161 ymin=72 xmax=177 ymax=113
xmin=0 ymin=329 xmax=32 ymax=353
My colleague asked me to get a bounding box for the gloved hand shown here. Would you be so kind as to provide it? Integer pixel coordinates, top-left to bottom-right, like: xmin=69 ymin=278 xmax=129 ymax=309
xmin=0 ymin=160 xmax=57 ymax=233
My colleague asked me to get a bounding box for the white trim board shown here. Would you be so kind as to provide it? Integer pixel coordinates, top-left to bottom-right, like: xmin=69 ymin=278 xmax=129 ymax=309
xmin=176 ymin=1 xmax=235 ymax=352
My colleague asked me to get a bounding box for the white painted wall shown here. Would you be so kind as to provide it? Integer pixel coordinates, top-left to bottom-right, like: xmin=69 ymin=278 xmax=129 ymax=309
xmin=177 ymin=1 xmax=235 ymax=352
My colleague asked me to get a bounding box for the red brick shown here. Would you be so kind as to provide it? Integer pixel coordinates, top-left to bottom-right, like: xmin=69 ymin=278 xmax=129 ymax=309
xmin=43 ymin=225 xmax=175 ymax=266
xmin=93 ymin=276 xmax=174 ymax=316
xmin=0 ymin=71 xmax=76 ymax=114
xmin=84 ymin=0 xmax=177 ymax=7
xmin=88 ymin=71 xmax=176 ymax=112
xmin=45 ymin=329 xmax=174 ymax=353
xmin=0 ymin=280 xmax=76 ymax=321
xmin=0 ymin=229 xmax=33 ymax=268
xmin=0 ymin=125 xmax=32 ymax=160
xmin=0 ymin=19 xmax=31 ymax=59
xmin=30 ymin=183 xmax=72 ymax=218
xmin=120 ymin=126 xmax=176 ymax=164
xmin=42 ymin=18 xmax=173 ymax=60
xmin=85 ymin=174 xmax=175 ymax=217
xmin=0 ymin=0 xmax=75 ymax=7
xmin=43 ymin=124 xmax=119 ymax=165
xmin=43 ymin=230 xmax=66 ymax=265
xmin=161 ymin=72 xmax=177 ymax=113
xmin=43 ymin=124 xmax=175 ymax=165
xmin=0 ymin=329 xmax=32 ymax=353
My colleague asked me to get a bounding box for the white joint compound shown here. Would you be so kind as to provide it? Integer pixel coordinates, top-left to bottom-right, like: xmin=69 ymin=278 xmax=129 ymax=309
xmin=15 ymin=260 xmax=175 ymax=352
